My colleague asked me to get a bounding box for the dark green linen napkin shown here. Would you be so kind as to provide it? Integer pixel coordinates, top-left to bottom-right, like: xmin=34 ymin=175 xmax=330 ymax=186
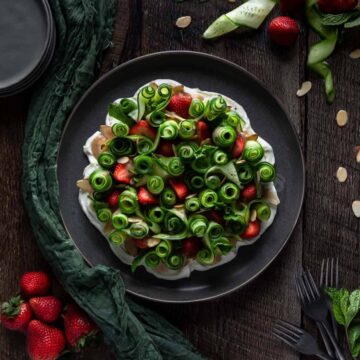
xmin=22 ymin=0 xmax=203 ymax=359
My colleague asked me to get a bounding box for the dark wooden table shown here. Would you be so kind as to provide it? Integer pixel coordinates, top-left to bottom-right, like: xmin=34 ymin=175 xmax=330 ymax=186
xmin=1 ymin=1 xmax=359 ymax=359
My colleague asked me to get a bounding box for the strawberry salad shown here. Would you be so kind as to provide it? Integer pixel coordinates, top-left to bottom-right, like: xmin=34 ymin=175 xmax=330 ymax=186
xmin=77 ymin=80 xmax=280 ymax=280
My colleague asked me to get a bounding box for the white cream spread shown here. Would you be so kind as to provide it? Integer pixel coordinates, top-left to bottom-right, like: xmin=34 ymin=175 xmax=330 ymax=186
xmin=79 ymin=79 xmax=279 ymax=280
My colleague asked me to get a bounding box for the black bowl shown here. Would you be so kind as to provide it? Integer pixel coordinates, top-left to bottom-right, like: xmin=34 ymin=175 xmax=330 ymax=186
xmin=58 ymin=51 xmax=305 ymax=303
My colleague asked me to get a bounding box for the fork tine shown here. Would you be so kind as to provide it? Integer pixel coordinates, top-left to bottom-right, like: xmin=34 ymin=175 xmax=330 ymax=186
xmin=320 ymin=258 xmax=325 ymax=287
xmin=272 ymin=330 xmax=295 ymax=348
xmin=330 ymin=258 xmax=334 ymax=288
xmin=325 ymin=257 xmax=330 ymax=288
xmin=335 ymin=257 xmax=339 ymax=288
xmin=295 ymin=278 xmax=303 ymax=302
xmin=273 ymin=325 xmax=299 ymax=343
xmin=297 ymin=275 xmax=311 ymax=303
xmin=278 ymin=320 xmax=303 ymax=336
xmin=301 ymin=271 xmax=316 ymax=301
xmin=305 ymin=269 xmax=320 ymax=297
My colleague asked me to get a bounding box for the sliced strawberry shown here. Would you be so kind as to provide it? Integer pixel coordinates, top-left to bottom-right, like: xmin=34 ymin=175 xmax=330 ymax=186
xmin=167 ymin=93 xmax=192 ymax=119
xmin=241 ymin=220 xmax=261 ymax=239
xmin=169 ymin=179 xmax=188 ymax=202
xmin=137 ymin=187 xmax=157 ymax=206
xmin=206 ymin=210 xmax=224 ymax=225
xmin=134 ymin=239 xmax=149 ymax=249
xmin=196 ymin=121 xmax=210 ymax=142
xmin=231 ymin=134 xmax=246 ymax=158
xmin=129 ymin=120 xmax=157 ymax=140
xmin=181 ymin=238 xmax=201 ymax=257
xmin=107 ymin=190 xmax=121 ymax=208
xmin=113 ymin=163 xmax=131 ymax=184
xmin=156 ymin=140 xmax=174 ymax=157
xmin=240 ymin=183 xmax=257 ymax=202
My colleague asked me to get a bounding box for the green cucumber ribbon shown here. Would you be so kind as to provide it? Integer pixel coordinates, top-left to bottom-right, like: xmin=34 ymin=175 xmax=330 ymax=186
xmin=98 ymin=151 xmax=116 ymax=169
xmin=163 ymin=254 xmax=185 ymax=270
xmin=199 ymin=189 xmax=218 ymax=209
xmin=205 ymin=175 xmax=222 ymax=190
xmin=212 ymin=237 xmax=234 ymax=256
xmin=146 ymin=175 xmax=164 ymax=195
xmin=119 ymin=188 xmax=138 ymax=214
xmin=256 ymin=162 xmax=276 ymax=183
xmin=189 ymin=98 xmax=206 ymax=120
xmin=212 ymin=125 xmax=237 ymax=147
xmin=206 ymin=221 xmax=224 ymax=241
xmin=242 ymin=140 xmax=264 ymax=163
xmin=133 ymin=84 xmax=156 ymax=121
xmin=206 ymin=96 xmax=227 ymax=121
xmin=89 ymin=169 xmax=112 ymax=192
xmin=108 ymin=137 xmax=135 ymax=158
xmin=212 ymin=149 xmax=228 ymax=165
xmin=185 ymin=172 xmax=205 ymax=191
xmin=224 ymin=203 xmax=250 ymax=235
xmin=149 ymin=83 xmax=172 ymax=112
xmin=108 ymin=230 xmax=127 ymax=245
xmin=160 ymin=188 xmax=177 ymax=208
xmin=133 ymin=154 xmax=154 ymax=175
xmin=306 ymin=0 xmax=338 ymax=103
xmin=155 ymin=240 xmax=172 ymax=258
xmin=251 ymin=200 xmax=271 ymax=221
xmin=185 ymin=197 xmax=201 ymax=212
xmin=108 ymin=98 xmax=137 ymax=125
xmin=147 ymin=110 xmax=166 ymax=127
xmin=179 ymin=120 xmax=197 ymax=139
xmin=125 ymin=218 xmax=149 ymax=239
xmin=112 ymin=211 xmax=129 ymax=230
xmin=189 ymin=214 xmax=208 ymax=237
xmin=156 ymin=156 xmax=185 ymax=177
xmin=154 ymin=208 xmax=188 ymax=240
xmin=146 ymin=206 xmax=165 ymax=223
xmin=205 ymin=162 xmax=242 ymax=188
xmin=191 ymin=145 xmax=217 ymax=174
xmin=237 ymin=162 xmax=255 ymax=184
xmin=112 ymin=121 xmax=129 ymax=137
xmin=224 ymin=111 xmax=245 ymax=130
xmin=176 ymin=142 xmax=198 ymax=163
xmin=96 ymin=208 xmax=112 ymax=223
xmin=218 ymin=182 xmax=240 ymax=203
xmin=144 ymin=251 xmax=161 ymax=269
xmin=159 ymin=120 xmax=179 ymax=140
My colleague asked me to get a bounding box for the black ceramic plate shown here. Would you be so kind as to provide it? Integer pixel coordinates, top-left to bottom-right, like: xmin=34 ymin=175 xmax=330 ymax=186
xmin=58 ymin=51 xmax=305 ymax=303
xmin=0 ymin=0 xmax=52 ymax=93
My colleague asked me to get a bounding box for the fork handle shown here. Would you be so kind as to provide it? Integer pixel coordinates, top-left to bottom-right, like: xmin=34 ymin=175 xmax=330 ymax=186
xmin=317 ymin=352 xmax=334 ymax=360
xmin=321 ymin=321 xmax=345 ymax=360
xmin=317 ymin=322 xmax=334 ymax=358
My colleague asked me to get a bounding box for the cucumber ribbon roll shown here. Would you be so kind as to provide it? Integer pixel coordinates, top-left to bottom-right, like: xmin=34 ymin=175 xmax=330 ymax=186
xmin=163 ymin=254 xmax=185 ymax=270
xmin=212 ymin=125 xmax=237 ymax=147
xmin=154 ymin=208 xmax=188 ymax=240
xmin=155 ymin=240 xmax=172 ymax=258
xmin=112 ymin=211 xmax=129 ymax=230
xmin=146 ymin=206 xmax=165 ymax=223
xmin=189 ymin=214 xmax=208 ymax=237
xmin=119 ymin=188 xmax=138 ymax=214
xmin=109 ymin=137 xmax=135 ymax=157
xmin=179 ymin=120 xmax=196 ymax=139
xmin=206 ymin=96 xmax=227 ymax=121
xmin=112 ymin=121 xmax=129 ymax=137
xmin=98 ymin=151 xmax=116 ymax=169
xmin=108 ymin=98 xmax=137 ymax=125
xmin=156 ymin=156 xmax=185 ymax=177
xmin=242 ymin=140 xmax=264 ymax=163
xmin=146 ymin=175 xmax=165 ymax=195
xmin=256 ymin=162 xmax=276 ymax=183
xmin=185 ymin=197 xmax=201 ymax=212
xmin=89 ymin=169 xmax=113 ymax=192
xmin=189 ymin=98 xmax=206 ymax=120
xmin=133 ymin=155 xmax=154 ymax=175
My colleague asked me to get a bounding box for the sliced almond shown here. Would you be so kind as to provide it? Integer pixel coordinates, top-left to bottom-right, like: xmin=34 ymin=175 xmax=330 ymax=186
xmin=117 ymin=156 xmax=130 ymax=164
xmin=352 ymin=200 xmax=360 ymax=218
xmin=164 ymin=110 xmax=185 ymax=121
xmin=76 ymin=179 xmax=93 ymax=193
xmin=336 ymin=110 xmax=348 ymax=127
xmin=246 ymin=133 xmax=258 ymax=141
xmin=349 ymin=49 xmax=360 ymax=59
xmin=104 ymin=221 xmax=115 ymax=235
xmin=236 ymin=159 xmax=246 ymax=165
xmin=250 ymin=209 xmax=257 ymax=222
xmin=263 ymin=188 xmax=280 ymax=206
xmin=175 ymin=16 xmax=192 ymax=29
xmin=355 ymin=146 xmax=360 ymax=163
xmin=336 ymin=167 xmax=348 ymax=183
xmin=172 ymin=85 xmax=184 ymax=94
xmin=91 ymin=134 xmax=107 ymax=158
xmin=296 ymin=81 xmax=312 ymax=97
xmin=146 ymin=238 xmax=161 ymax=248
xmin=100 ymin=125 xmax=115 ymax=139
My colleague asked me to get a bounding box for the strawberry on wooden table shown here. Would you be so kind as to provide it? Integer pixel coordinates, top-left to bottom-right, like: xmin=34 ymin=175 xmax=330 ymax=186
xmin=196 ymin=120 xmax=210 ymax=142
xmin=113 ymin=163 xmax=131 ymax=184
xmin=167 ymin=92 xmax=192 ymax=118
xmin=129 ymin=120 xmax=157 ymax=140
xmin=107 ymin=190 xmax=122 ymax=208
xmin=137 ymin=186 xmax=157 ymax=206
xmin=318 ymin=0 xmax=357 ymax=13
xmin=169 ymin=179 xmax=188 ymax=202
xmin=64 ymin=303 xmax=98 ymax=350
xmin=27 ymin=320 xmax=65 ymax=360
xmin=231 ymin=134 xmax=246 ymax=158
xmin=20 ymin=271 xmax=51 ymax=298
xmin=268 ymin=16 xmax=300 ymax=46
xmin=1 ymin=296 xmax=33 ymax=332
xmin=241 ymin=220 xmax=261 ymax=239
xmin=240 ymin=183 xmax=257 ymax=202
xmin=29 ymin=296 xmax=62 ymax=324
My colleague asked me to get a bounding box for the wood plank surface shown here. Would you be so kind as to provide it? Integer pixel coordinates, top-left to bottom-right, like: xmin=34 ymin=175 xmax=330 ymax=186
xmin=0 ymin=0 xmax=359 ymax=359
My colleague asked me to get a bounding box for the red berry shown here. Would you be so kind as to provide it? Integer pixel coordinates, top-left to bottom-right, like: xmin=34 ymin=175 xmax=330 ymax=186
xmin=167 ymin=93 xmax=192 ymax=118
xmin=241 ymin=220 xmax=261 ymax=239
xmin=169 ymin=179 xmax=189 ymax=202
xmin=241 ymin=184 xmax=257 ymax=202
xmin=64 ymin=303 xmax=98 ymax=349
xmin=1 ymin=296 xmax=33 ymax=332
xmin=182 ymin=238 xmax=201 ymax=257
xmin=156 ymin=140 xmax=174 ymax=157
xmin=137 ymin=187 xmax=157 ymax=206
xmin=268 ymin=16 xmax=300 ymax=46
xmin=20 ymin=271 xmax=51 ymax=298
xmin=196 ymin=120 xmax=210 ymax=142
xmin=27 ymin=320 xmax=65 ymax=360
xmin=129 ymin=120 xmax=157 ymax=140
xmin=107 ymin=190 xmax=121 ymax=208
xmin=29 ymin=296 xmax=62 ymax=324
xmin=318 ymin=0 xmax=357 ymax=13
xmin=134 ymin=238 xmax=149 ymax=249
xmin=206 ymin=210 xmax=224 ymax=226
xmin=113 ymin=163 xmax=131 ymax=184
xmin=231 ymin=134 xmax=246 ymax=158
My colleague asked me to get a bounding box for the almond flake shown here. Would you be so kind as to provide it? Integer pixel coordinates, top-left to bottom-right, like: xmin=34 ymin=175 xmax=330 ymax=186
xmin=349 ymin=49 xmax=360 ymax=59
xmin=175 ymin=16 xmax=192 ymax=29
xmin=91 ymin=134 xmax=107 ymax=158
xmin=117 ymin=156 xmax=130 ymax=164
xmin=100 ymin=125 xmax=115 ymax=139
xmin=76 ymin=179 xmax=93 ymax=193
xmin=336 ymin=110 xmax=348 ymax=127
xmin=352 ymin=200 xmax=360 ymax=218
xmin=263 ymin=188 xmax=280 ymax=206
xmin=296 ymin=81 xmax=312 ymax=97
xmin=246 ymin=134 xmax=258 ymax=141
xmin=355 ymin=146 xmax=360 ymax=163
xmin=146 ymin=238 xmax=161 ymax=248
xmin=336 ymin=167 xmax=348 ymax=183
xmin=250 ymin=209 xmax=257 ymax=222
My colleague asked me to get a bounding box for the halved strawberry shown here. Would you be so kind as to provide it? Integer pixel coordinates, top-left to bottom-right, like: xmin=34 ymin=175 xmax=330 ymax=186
xmin=169 ymin=179 xmax=188 ymax=202
xmin=206 ymin=210 xmax=224 ymax=225
xmin=107 ymin=190 xmax=121 ymax=208
xmin=167 ymin=93 xmax=192 ymax=119
xmin=156 ymin=140 xmax=174 ymax=157
xmin=181 ymin=238 xmax=201 ymax=257
xmin=231 ymin=134 xmax=246 ymax=158
xmin=113 ymin=164 xmax=131 ymax=184
xmin=129 ymin=120 xmax=157 ymax=140
xmin=197 ymin=121 xmax=210 ymax=142
xmin=137 ymin=187 xmax=157 ymax=206
xmin=240 ymin=184 xmax=257 ymax=202
xmin=134 ymin=239 xmax=149 ymax=249
xmin=241 ymin=220 xmax=261 ymax=239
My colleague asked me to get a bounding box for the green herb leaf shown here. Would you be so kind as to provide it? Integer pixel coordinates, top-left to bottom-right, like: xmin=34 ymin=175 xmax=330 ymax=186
xmin=321 ymin=11 xmax=358 ymax=26
xmin=345 ymin=15 xmax=360 ymax=28
xmin=347 ymin=290 xmax=360 ymax=326
xmin=326 ymin=288 xmax=349 ymax=326
xmin=348 ymin=320 xmax=360 ymax=358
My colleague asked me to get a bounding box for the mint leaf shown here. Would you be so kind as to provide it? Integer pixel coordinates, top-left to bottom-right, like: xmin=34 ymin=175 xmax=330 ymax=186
xmin=348 ymin=320 xmax=360 ymax=358
xmin=326 ymin=288 xmax=349 ymax=326
xmin=347 ymin=290 xmax=360 ymax=326
xmin=345 ymin=16 xmax=360 ymax=28
xmin=321 ymin=12 xmax=358 ymax=26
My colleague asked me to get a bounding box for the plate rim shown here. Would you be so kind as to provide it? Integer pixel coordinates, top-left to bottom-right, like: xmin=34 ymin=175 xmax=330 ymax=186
xmin=57 ymin=50 xmax=305 ymax=303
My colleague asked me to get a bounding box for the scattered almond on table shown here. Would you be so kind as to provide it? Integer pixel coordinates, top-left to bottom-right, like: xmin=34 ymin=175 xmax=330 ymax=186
xmin=336 ymin=110 xmax=348 ymax=127
xmin=355 ymin=146 xmax=360 ymax=163
xmin=296 ymin=81 xmax=312 ymax=97
xmin=349 ymin=49 xmax=360 ymax=59
xmin=336 ymin=167 xmax=348 ymax=183
xmin=175 ymin=16 xmax=192 ymax=29
xmin=352 ymin=200 xmax=360 ymax=218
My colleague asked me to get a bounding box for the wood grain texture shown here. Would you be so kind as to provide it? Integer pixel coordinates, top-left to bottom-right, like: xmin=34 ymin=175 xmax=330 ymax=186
xmin=1 ymin=0 xmax=359 ymax=359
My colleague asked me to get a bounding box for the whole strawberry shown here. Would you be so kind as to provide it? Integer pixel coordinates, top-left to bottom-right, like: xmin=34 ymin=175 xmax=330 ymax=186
xmin=1 ymin=296 xmax=33 ymax=332
xmin=167 ymin=92 xmax=192 ymax=118
xmin=20 ymin=271 xmax=51 ymax=298
xmin=29 ymin=296 xmax=62 ymax=324
xmin=27 ymin=320 xmax=65 ymax=360
xmin=64 ymin=303 xmax=98 ymax=350
xmin=268 ymin=16 xmax=300 ymax=46
xmin=318 ymin=0 xmax=357 ymax=14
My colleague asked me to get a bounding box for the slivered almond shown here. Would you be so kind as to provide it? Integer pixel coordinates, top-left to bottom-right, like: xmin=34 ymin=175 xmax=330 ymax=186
xmin=117 ymin=156 xmax=130 ymax=164
xmin=76 ymin=179 xmax=93 ymax=193
xmin=172 ymin=85 xmax=184 ymax=94
xmin=246 ymin=134 xmax=258 ymax=141
xmin=296 ymin=81 xmax=312 ymax=97
xmin=263 ymin=188 xmax=280 ymax=206
xmin=336 ymin=110 xmax=348 ymax=127
xmin=104 ymin=221 xmax=114 ymax=235
xmin=91 ymin=134 xmax=107 ymax=158
xmin=336 ymin=167 xmax=348 ymax=183
xmin=352 ymin=200 xmax=360 ymax=218
xmin=175 ymin=16 xmax=192 ymax=29
xmin=147 ymin=238 xmax=161 ymax=248
xmin=349 ymin=49 xmax=360 ymax=59
xmin=100 ymin=125 xmax=115 ymax=139
xmin=250 ymin=209 xmax=257 ymax=222
xmin=355 ymin=146 xmax=360 ymax=163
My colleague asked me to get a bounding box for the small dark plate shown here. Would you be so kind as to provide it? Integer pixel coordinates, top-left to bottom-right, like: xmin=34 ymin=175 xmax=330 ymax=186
xmin=58 ymin=51 xmax=305 ymax=303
